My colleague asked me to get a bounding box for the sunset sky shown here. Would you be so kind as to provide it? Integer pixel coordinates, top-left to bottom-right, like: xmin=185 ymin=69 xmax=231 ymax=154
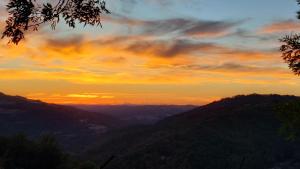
xmin=1 ymin=0 xmax=300 ymax=105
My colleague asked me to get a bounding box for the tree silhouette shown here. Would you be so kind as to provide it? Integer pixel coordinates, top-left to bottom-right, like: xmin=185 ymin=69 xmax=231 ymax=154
xmin=0 ymin=134 xmax=113 ymax=169
xmin=280 ymin=34 xmax=300 ymax=75
xmin=279 ymin=0 xmax=300 ymax=75
xmin=277 ymin=0 xmax=300 ymax=140
xmin=1 ymin=0 xmax=110 ymax=44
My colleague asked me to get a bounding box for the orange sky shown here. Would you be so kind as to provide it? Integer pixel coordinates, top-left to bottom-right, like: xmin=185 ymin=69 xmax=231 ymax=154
xmin=1 ymin=0 xmax=300 ymax=105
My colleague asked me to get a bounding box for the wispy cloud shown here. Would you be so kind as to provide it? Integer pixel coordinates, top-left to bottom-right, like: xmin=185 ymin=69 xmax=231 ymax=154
xmin=180 ymin=63 xmax=287 ymax=74
xmin=67 ymin=94 xmax=99 ymax=98
xmin=124 ymin=39 xmax=221 ymax=57
xmin=105 ymin=14 xmax=241 ymax=38
xmin=260 ymin=20 xmax=300 ymax=34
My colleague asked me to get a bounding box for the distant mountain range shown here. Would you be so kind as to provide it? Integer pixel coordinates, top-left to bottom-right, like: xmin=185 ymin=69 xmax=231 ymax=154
xmin=73 ymin=105 xmax=196 ymax=125
xmin=85 ymin=94 xmax=300 ymax=169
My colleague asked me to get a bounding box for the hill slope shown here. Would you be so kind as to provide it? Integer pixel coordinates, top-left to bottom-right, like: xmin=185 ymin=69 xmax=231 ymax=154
xmin=0 ymin=92 xmax=120 ymax=151
xmin=86 ymin=94 xmax=300 ymax=169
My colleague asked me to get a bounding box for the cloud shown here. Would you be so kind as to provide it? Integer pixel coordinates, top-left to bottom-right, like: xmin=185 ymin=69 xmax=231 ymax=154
xmin=116 ymin=0 xmax=202 ymax=12
xmin=0 ymin=8 xmax=8 ymax=32
xmin=2 ymin=30 xmax=280 ymax=69
xmin=46 ymin=35 xmax=85 ymax=48
xmin=101 ymin=95 xmax=115 ymax=99
xmin=26 ymin=34 xmax=280 ymax=72
xmin=0 ymin=31 xmax=286 ymax=90
xmin=98 ymin=56 xmax=127 ymax=65
xmin=42 ymin=35 xmax=225 ymax=58
xmin=181 ymin=63 xmax=287 ymax=74
xmin=0 ymin=7 xmax=7 ymax=18
xmin=122 ymin=37 xmax=279 ymax=61
xmin=260 ymin=20 xmax=300 ymax=34
xmin=140 ymin=18 xmax=238 ymax=38
xmin=105 ymin=14 xmax=240 ymax=38
xmin=124 ymin=39 xmax=221 ymax=57
xmin=67 ymin=94 xmax=99 ymax=98
xmin=179 ymin=20 xmax=240 ymax=38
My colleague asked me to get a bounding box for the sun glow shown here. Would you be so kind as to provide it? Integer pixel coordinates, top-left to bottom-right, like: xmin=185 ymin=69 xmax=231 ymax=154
xmin=1 ymin=0 xmax=300 ymax=104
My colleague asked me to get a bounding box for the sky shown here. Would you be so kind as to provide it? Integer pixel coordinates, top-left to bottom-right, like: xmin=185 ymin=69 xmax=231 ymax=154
xmin=1 ymin=0 xmax=300 ymax=105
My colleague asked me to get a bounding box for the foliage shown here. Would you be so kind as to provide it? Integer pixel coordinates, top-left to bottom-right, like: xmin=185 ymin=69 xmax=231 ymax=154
xmin=0 ymin=134 xmax=100 ymax=169
xmin=1 ymin=0 xmax=110 ymax=44
xmin=277 ymin=0 xmax=300 ymax=141
xmin=280 ymin=34 xmax=300 ymax=75
xmin=276 ymin=100 xmax=300 ymax=141
xmin=279 ymin=1 xmax=300 ymax=75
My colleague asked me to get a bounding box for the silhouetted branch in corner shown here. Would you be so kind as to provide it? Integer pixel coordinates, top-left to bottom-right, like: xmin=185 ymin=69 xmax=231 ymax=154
xmin=279 ymin=1 xmax=300 ymax=75
xmin=1 ymin=0 xmax=110 ymax=44
xmin=280 ymin=34 xmax=300 ymax=76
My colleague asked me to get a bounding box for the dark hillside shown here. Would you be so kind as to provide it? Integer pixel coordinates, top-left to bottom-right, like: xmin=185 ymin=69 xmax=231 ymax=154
xmin=0 ymin=92 xmax=120 ymax=151
xmin=86 ymin=94 xmax=300 ymax=169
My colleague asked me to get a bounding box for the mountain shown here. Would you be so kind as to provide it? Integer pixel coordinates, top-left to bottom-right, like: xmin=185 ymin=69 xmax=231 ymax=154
xmin=86 ymin=94 xmax=300 ymax=169
xmin=73 ymin=105 xmax=196 ymax=125
xmin=0 ymin=92 xmax=120 ymax=152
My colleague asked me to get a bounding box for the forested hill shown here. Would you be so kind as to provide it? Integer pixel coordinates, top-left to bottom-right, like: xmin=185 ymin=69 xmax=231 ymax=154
xmin=0 ymin=92 xmax=120 ymax=151
xmin=86 ymin=94 xmax=300 ymax=169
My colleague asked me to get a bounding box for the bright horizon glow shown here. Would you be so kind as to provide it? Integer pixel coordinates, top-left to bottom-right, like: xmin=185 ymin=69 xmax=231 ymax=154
xmin=1 ymin=0 xmax=300 ymax=105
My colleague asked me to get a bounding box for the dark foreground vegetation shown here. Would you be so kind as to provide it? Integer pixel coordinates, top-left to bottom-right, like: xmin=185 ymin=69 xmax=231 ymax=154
xmin=0 ymin=134 xmax=101 ymax=169
xmin=1 ymin=94 xmax=300 ymax=169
